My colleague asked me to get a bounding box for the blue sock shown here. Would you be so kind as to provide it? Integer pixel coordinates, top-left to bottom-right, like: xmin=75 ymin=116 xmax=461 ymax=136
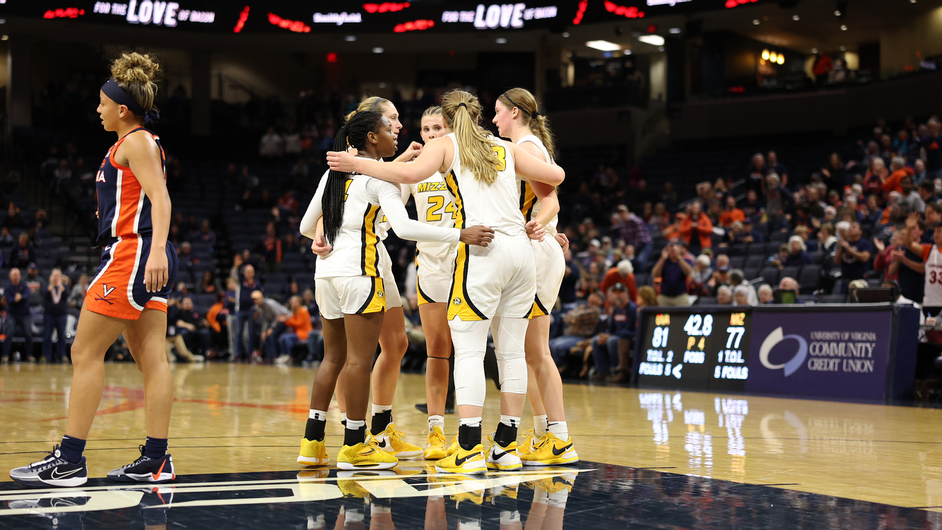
xmin=59 ymin=435 xmax=86 ymax=464
xmin=144 ymin=437 xmax=169 ymax=460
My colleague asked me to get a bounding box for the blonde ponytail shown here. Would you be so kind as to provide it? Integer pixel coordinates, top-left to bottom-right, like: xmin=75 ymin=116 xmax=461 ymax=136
xmin=345 ymin=96 xmax=390 ymax=123
xmin=441 ymin=89 xmax=501 ymax=185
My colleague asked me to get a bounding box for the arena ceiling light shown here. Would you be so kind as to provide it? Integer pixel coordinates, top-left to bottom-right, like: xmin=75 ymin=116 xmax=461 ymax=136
xmin=372 ymin=47 xmax=384 ymax=53
xmin=637 ymin=34 xmax=665 ymax=46
xmin=495 ymin=37 xmax=507 ymax=44
xmin=669 ymin=28 xmax=681 ymax=34
xmin=345 ymin=35 xmax=357 ymax=42
xmin=586 ymin=40 xmax=622 ymax=51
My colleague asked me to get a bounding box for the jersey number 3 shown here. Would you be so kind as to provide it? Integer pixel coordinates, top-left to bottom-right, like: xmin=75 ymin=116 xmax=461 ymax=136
xmin=427 ymin=195 xmax=456 ymax=222
xmin=492 ymin=145 xmax=507 ymax=171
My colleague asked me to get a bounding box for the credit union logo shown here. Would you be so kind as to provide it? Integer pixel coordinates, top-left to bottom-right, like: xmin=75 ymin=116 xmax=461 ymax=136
xmin=759 ymin=327 xmax=807 ymax=377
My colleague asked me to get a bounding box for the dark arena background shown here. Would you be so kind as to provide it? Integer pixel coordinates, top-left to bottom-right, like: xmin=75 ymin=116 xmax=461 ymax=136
xmin=1 ymin=0 xmax=942 ymax=528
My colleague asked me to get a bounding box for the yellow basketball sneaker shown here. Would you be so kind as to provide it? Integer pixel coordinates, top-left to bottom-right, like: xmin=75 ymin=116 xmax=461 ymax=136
xmin=517 ymin=429 xmax=537 ymax=454
xmin=297 ymin=438 xmax=329 ymax=466
xmin=424 ymin=426 xmax=448 ymax=460
xmin=435 ymin=444 xmax=487 ymax=475
xmin=519 ymin=432 xmax=579 ymax=466
xmin=337 ymin=440 xmax=398 ymax=471
xmin=372 ymin=423 xmax=423 ymax=459
xmin=486 ymin=437 xmax=522 ymax=471
xmin=446 ymin=435 xmax=460 ymax=456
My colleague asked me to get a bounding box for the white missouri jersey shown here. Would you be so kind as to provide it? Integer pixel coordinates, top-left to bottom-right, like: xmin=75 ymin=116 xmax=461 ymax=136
xmin=409 ymin=172 xmax=457 ymax=262
xmin=442 ymin=133 xmax=524 ymax=237
xmin=516 ymin=134 xmax=558 ymax=232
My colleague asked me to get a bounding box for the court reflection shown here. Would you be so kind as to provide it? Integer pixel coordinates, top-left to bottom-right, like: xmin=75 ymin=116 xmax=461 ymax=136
xmin=3 ymin=463 xmax=942 ymax=529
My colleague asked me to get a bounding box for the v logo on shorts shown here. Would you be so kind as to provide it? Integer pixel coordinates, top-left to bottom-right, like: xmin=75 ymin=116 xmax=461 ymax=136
xmin=95 ymin=284 xmax=117 ymax=305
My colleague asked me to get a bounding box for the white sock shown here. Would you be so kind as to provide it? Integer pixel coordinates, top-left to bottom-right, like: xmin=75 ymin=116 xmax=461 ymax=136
xmin=459 ymin=416 xmax=482 ymax=428
xmin=371 ymin=504 xmax=391 ymax=516
xmin=499 ymin=415 xmax=520 ymax=428
xmin=309 ymin=409 xmax=328 ymax=421
xmin=534 ymin=415 xmax=548 ymax=435
xmin=371 ymin=403 xmax=392 ymax=415
xmin=341 ymin=412 xmax=348 ymax=424
xmin=548 ymin=421 xmax=569 ymax=441
xmin=346 ymin=419 xmax=366 ymax=430
xmin=429 ymin=415 xmax=445 ymax=432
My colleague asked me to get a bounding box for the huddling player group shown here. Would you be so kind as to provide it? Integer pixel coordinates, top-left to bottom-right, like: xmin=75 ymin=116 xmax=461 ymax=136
xmin=10 ymin=51 xmax=578 ymax=488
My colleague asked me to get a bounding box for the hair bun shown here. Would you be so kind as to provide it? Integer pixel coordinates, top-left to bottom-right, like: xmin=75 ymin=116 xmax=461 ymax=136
xmin=110 ymin=52 xmax=161 ymax=85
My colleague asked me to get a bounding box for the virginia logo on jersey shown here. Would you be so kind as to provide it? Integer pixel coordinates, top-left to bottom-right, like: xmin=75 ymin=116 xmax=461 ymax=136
xmin=96 ymin=170 xmax=106 ymax=183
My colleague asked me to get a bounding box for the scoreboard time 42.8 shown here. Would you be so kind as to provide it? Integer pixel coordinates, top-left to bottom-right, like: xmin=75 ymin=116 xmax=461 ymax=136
xmin=635 ymin=309 xmax=752 ymax=392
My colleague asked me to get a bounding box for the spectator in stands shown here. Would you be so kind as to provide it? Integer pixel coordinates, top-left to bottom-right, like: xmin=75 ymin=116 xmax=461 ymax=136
xmin=648 ymin=203 xmax=671 ymax=236
xmin=275 ymin=295 xmax=315 ymax=366
xmin=882 ymin=157 xmax=914 ymax=195
xmin=590 ymin=283 xmax=636 ymax=382
xmin=765 ymin=174 xmax=794 ymax=232
xmin=689 ymin=254 xmax=713 ymax=297
xmin=53 ymin=159 xmax=72 ymax=193
xmin=0 ymin=227 xmax=13 ymax=248
xmin=890 ymin=218 xmax=926 ymax=304
xmin=719 ymin=196 xmax=745 ymax=229
xmin=919 ymin=181 xmax=939 ymax=206
xmin=863 ymin=158 xmax=888 ymax=197
xmin=259 ymin=126 xmax=285 ymax=160
xmin=784 ymin=236 xmax=812 ymax=267
xmin=793 ymin=225 xmax=817 ymax=252
xmin=290 ymin=158 xmax=309 ymax=179
xmin=873 ymin=231 xmax=903 ymax=282
xmin=200 ymin=270 xmax=220 ymax=295
xmin=550 ymin=291 xmax=604 ymax=369
xmin=231 ymin=264 xmax=262 ymax=362
xmin=165 ymin=299 xmax=202 ymax=363
xmin=172 ymin=297 xmax=209 ymax=361
xmin=68 ymin=273 xmax=88 ymax=314
xmin=41 ymin=268 xmax=70 ymax=364
xmin=282 ymin=233 xmax=301 ymax=255
xmin=746 ymin=153 xmax=767 ymax=194
xmin=758 ymin=284 xmax=774 ymax=304
xmin=258 ymin=222 xmax=283 ymax=274
xmin=897 ymin=175 xmax=925 ymax=214
xmin=835 ymin=222 xmax=873 ymax=293
xmin=861 ymin=195 xmax=884 ymax=227
xmin=661 ymin=183 xmax=678 ymax=212
xmin=254 ymin=290 xmax=290 ymax=363
xmin=923 ymin=202 xmax=942 ymax=244
xmin=558 ymin=249 xmax=580 ymax=311
xmin=283 ymin=125 xmax=302 ymax=157
xmin=729 ymin=269 xmax=759 ymax=306
xmin=172 ymin=281 xmax=196 ymax=305
xmin=679 ymin=202 xmax=714 ymax=254
xmin=599 ymin=260 xmax=638 ymax=304
xmin=653 ymin=242 xmax=693 ymax=307
xmin=716 ymin=285 xmax=732 ymax=305
xmin=741 ymin=219 xmax=764 ymax=244
xmin=614 ymin=205 xmax=653 ymax=269
xmin=741 ymin=190 xmax=765 ymax=225
xmin=733 ymin=286 xmax=751 ymax=306
xmin=821 ymin=153 xmax=846 ymax=193
xmin=204 ymin=293 xmax=228 ymax=359
xmin=767 ymin=151 xmax=788 ymax=187
xmin=914 ymin=159 xmax=928 ymax=186
xmin=3 ymin=203 xmax=25 ymax=230
xmin=2 ymin=268 xmax=32 ymax=363
xmin=197 ymin=220 xmax=216 ymax=251
xmin=778 ymin=277 xmax=801 ymax=302
xmin=818 ymin=223 xmax=838 ymax=254
xmin=9 ymin=233 xmax=35 ymax=270
xmin=771 ymin=244 xmax=790 ymax=270
xmin=695 ymin=181 xmax=713 ymax=209
xmin=577 ymin=238 xmax=603 ymax=270
xmin=923 ymin=119 xmax=942 ymax=180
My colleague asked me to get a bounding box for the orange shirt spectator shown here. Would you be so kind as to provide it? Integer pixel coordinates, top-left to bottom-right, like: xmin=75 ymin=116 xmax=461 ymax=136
xmin=284 ymin=306 xmax=314 ymax=341
xmin=599 ymin=261 xmax=638 ymax=304
xmin=881 ymin=162 xmax=914 ymax=195
xmin=679 ymin=204 xmax=714 ymax=250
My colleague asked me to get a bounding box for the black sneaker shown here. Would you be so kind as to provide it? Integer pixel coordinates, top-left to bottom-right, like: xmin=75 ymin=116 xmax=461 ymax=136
xmin=107 ymin=446 xmax=175 ymax=483
xmin=9 ymin=445 xmax=88 ymax=487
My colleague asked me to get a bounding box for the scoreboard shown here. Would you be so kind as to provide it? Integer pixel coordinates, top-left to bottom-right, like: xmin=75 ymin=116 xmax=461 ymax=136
xmin=635 ymin=308 xmax=752 ymax=392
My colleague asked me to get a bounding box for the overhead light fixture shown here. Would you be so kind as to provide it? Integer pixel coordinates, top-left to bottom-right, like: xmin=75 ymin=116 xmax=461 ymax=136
xmin=840 ymin=45 xmax=846 ymax=51
xmin=562 ymin=31 xmax=570 ymax=38
xmin=586 ymin=40 xmax=622 ymax=51
xmin=345 ymin=35 xmax=356 ymax=42
xmin=624 ymin=49 xmax=632 ymax=55
xmin=776 ymin=55 xmax=784 ymax=65
xmin=669 ymin=28 xmax=681 ymax=34
xmin=840 ymin=24 xmax=847 ymax=31
xmin=637 ymin=35 xmax=665 ymax=46
xmin=495 ymin=37 xmax=507 ymax=44
xmin=834 ymin=10 xmax=841 ymax=16
xmin=792 ymin=15 xmax=800 ymax=21
xmin=372 ymin=47 xmax=384 ymax=53
xmin=769 ymin=52 xmax=778 ymax=62
xmin=0 ymin=19 xmax=6 ymax=24
xmin=1 ymin=35 xmax=7 ymax=41
xmin=753 ymin=19 xmax=760 ymax=25
xmin=762 ymin=49 xmax=770 ymax=60
xmin=811 ymin=47 xmax=818 ymax=53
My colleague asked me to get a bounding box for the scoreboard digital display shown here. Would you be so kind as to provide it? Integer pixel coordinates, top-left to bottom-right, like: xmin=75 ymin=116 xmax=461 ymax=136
xmin=635 ymin=309 xmax=752 ymax=392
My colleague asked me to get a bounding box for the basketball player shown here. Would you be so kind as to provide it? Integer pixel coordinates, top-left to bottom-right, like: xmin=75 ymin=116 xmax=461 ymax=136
xmin=327 ymin=89 xmax=565 ymax=474
xmin=11 ymin=52 xmax=178 ymax=486
xmin=312 ymin=97 xmax=427 ymax=459
xmin=298 ymin=110 xmax=493 ymax=469
xmin=493 ymin=88 xmax=578 ymax=466
xmin=900 ymin=216 xmax=942 ymax=315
